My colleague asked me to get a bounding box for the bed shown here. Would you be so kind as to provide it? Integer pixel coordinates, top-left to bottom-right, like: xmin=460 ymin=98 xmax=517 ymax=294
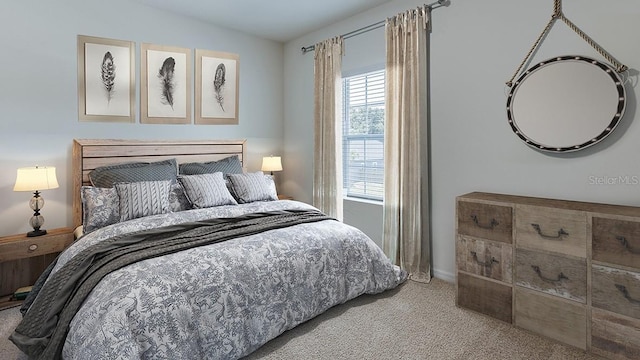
xmin=10 ymin=139 xmax=407 ymax=360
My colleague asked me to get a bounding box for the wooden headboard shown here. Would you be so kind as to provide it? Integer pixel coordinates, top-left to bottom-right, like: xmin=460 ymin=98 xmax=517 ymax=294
xmin=72 ymin=139 xmax=246 ymax=228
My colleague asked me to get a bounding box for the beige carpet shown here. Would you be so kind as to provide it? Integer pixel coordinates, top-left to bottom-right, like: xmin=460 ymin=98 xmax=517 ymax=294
xmin=1 ymin=279 xmax=602 ymax=359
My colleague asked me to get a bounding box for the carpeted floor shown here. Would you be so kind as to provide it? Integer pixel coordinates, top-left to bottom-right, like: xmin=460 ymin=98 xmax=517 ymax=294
xmin=1 ymin=279 xmax=602 ymax=359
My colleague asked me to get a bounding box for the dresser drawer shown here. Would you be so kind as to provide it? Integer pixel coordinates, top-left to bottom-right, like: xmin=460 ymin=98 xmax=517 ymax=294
xmin=593 ymin=265 xmax=640 ymax=320
xmin=456 ymin=235 xmax=512 ymax=283
xmin=593 ymin=217 xmax=640 ymax=270
xmin=457 ymin=272 xmax=512 ymax=323
xmin=515 ymin=205 xmax=587 ymax=258
xmin=515 ymin=248 xmax=586 ymax=303
xmin=592 ymin=308 xmax=640 ymax=360
xmin=457 ymin=201 xmax=512 ymax=244
xmin=515 ymin=287 xmax=587 ymax=350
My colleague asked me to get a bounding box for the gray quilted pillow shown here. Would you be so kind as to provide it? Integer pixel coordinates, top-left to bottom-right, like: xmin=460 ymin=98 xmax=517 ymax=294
xmin=227 ymin=171 xmax=278 ymax=203
xmin=81 ymin=186 xmax=120 ymax=234
xmin=89 ymin=159 xmax=178 ymax=188
xmin=178 ymin=173 xmax=238 ymax=208
xmin=115 ymin=180 xmax=171 ymax=222
xmin=178 ymin=155 xmax=243 ymax=175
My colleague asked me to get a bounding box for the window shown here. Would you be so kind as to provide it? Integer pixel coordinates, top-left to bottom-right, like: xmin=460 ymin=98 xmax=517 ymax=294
xmin=342 ymin=69 xmax=385 ymax=202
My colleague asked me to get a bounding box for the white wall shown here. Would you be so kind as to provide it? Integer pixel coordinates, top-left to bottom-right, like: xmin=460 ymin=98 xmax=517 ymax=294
xmin=283 ymin=0 xmax=640 ymax=281
xmin=0 ymin=0 xmax=284 ymax=236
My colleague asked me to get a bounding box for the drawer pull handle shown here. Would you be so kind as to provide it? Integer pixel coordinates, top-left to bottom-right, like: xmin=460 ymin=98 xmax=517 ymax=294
xmin=531 ymin=265 xmax=568 ymax=283
xmin=614 ymin=236 xmax=640 ymax=254
xmin=615 ymin=284 xmax=640 ymax=305
xmin=531 ymin=224 xmax=569 ymax=240
xmin=470 ymin=251 xmax=499 ymax=267
xmin=28 ymin=244 xmax=38 ymax=252
xmin=470 ymin=215 xmax=499 ymax=230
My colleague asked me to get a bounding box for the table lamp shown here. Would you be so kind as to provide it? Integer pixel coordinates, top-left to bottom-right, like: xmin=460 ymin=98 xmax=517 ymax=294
xmin=261 ymin=156 xmax=282 ymax=176
xmin=13 ymin=166 xmax=59 ymax=237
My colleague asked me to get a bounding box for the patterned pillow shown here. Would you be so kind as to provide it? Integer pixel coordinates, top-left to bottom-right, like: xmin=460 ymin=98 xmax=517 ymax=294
xmin=115 ymin=180 xmax=171 ymax=222
xmin=227 ymin=171 xmax=278 ymax=203
xmin=81 ymin=186 xmax=120 ymax=234
xmin=178 ymin=155 xmax=243 ymax=175
xmin=178 ymin=173 xmax=238 ymax=208
xmin=89 ymin=159 xmax=178 ymax=188
xmin=265 ymin=174 xmax=277 ymax=195
xmin=168 ymin=182 xmax=191 ymax=212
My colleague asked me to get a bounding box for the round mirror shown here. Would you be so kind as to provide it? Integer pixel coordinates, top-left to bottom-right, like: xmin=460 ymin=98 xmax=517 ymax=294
xmin=506 ymin=56 xmax=626 ymax=152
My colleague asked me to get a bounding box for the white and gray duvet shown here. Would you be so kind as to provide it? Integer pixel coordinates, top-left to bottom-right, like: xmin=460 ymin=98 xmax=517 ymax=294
xmin=13 ymin=200 xmax=407 ymax=359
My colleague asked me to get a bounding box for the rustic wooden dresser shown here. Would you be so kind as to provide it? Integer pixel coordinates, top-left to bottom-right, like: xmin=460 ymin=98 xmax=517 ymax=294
xmin=456 ymin=192 xmax=640 ymax=359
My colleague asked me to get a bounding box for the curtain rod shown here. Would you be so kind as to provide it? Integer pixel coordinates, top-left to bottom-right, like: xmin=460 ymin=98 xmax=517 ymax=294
xmin=301 ymin=0 xmax=449 ymax=54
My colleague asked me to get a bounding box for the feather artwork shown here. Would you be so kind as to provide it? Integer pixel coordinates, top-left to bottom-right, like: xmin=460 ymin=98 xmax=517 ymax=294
xmin=158 ymin=57 xmax=175 ymax=109
xmin=101 ymin=51 xmax=116 ymax=104
xmin=213 ymin=63 xmax=226 ymax=111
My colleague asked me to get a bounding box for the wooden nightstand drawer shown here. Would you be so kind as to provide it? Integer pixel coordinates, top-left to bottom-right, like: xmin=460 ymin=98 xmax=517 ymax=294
xmin=0 ymin=228 xmax=74 ymax=262
xmin=0 ymin=227 xmax=75 ymax=310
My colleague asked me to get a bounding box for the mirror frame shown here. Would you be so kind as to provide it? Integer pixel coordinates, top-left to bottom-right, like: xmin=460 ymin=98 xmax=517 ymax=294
xmin=506 ymin=55 xmax=626 ymax=153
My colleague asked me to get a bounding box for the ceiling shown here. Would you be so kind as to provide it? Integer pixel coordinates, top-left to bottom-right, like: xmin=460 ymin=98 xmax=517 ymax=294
xmin=132 ymin=0 xmax=394 ymax=42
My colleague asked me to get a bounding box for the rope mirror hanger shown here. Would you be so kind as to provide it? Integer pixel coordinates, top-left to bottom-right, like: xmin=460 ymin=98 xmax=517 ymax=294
xmin=505 ymin=0 xmax=628 ymax=153
xmin=506 ymin=0 xmax=627 ymax=88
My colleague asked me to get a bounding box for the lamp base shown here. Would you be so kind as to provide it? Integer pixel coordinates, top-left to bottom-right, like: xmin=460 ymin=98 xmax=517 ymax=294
xmin=27 ymin=229 xmax=47 ymax=237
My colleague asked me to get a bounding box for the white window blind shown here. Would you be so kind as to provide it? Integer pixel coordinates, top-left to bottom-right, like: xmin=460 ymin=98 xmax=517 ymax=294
xmin=342 ymin=69 xmax=385 ymax=201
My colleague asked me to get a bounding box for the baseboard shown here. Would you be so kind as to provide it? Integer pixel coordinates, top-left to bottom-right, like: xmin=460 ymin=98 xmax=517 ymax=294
xmin=433 ymin=268 xmax=455 ymax=283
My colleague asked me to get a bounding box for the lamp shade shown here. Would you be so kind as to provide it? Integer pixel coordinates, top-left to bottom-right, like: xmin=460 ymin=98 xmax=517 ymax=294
xmin=13 ymin=166 xmax=59 ymax=192
xmin=261 ymin=156 xmax=282 ymax=172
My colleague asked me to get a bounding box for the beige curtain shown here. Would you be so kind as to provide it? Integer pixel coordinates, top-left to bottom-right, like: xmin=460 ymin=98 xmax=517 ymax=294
xmin=313 ymin=37 xmax=344 ymax=220
xmin=382 ymin=7 xmax=431 ymax=282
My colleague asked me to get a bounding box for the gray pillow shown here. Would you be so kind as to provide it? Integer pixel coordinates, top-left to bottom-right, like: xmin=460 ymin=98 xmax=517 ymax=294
xmin=178 ymin=155 xmax=243 ymax=175
xmin=178 ymin=173 xmax=238 ymax=208
xmin=89 ymin=159 xmax=178 ymax=188
xmin=115 ymin=180 xmax=171 ymax=222
xmin=81 ymin=186 xmax=120 ymax=234
xmin=227 ymin=171 xmax=278 ymax=203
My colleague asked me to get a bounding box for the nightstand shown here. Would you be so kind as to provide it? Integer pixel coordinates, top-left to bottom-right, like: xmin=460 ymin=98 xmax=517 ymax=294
xmin=277 ymin=194 xmax=293 ymax=200
xmin=0 ymin=227 xmax=74 ymax=310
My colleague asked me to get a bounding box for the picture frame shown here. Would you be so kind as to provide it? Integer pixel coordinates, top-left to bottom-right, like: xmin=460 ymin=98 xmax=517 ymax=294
xmin=77 ymin=35 xmax=135 ymax=122
xmin=141 ymin=43 xmax=192 ymax=124
xmin=195 ymin=49 xmax=239 ymax=125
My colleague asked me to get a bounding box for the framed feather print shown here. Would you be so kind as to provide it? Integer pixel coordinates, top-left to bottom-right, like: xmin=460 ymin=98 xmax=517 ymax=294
xmin=77 ymin=35 xmax=135 ymax=122
xmin=195 ymin=49 xmax=239 ymax=125
xmin=141 ymin=43 xmax=192 ymax=124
